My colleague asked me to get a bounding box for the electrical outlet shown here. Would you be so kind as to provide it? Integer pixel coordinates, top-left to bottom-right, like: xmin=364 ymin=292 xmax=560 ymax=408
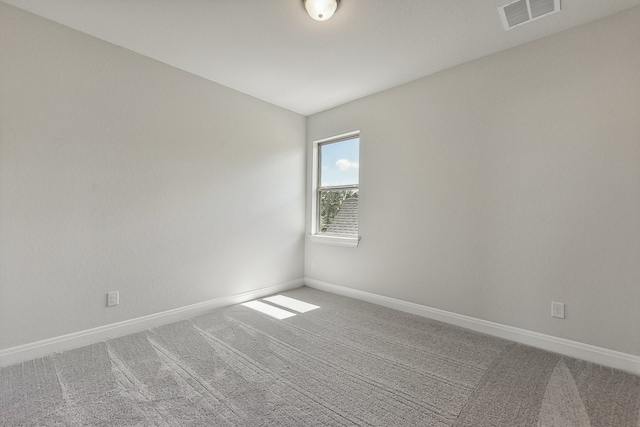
xmin=311 ymin=260 xmax=316 ymax=269
xmin=107 ymin=291 xmax=119 ymax=307
xmin=551 ymin=302 xmax=564 ymax=319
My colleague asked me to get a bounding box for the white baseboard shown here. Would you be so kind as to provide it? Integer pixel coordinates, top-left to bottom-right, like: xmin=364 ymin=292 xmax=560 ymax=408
xmin=304 ymin=278 xmax=640 ymax=376
xmin=0 ymin=279 xmax=304 ymax=368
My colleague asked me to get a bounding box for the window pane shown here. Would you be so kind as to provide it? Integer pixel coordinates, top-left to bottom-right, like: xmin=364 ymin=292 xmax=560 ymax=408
xmin=319 ymin=189 xmax=359 ymax=236
xmin=320 ymin=137 xmax=359 ymax=187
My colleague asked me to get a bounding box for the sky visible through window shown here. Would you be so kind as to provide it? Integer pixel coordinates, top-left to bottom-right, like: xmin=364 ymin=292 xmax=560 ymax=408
xmin=320 ymin=137 xmax=359 ymax=187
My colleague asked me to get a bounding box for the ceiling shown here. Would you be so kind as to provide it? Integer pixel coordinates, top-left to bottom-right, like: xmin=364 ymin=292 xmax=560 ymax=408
xmin=3 ymin=0 xmax=640 ymax=116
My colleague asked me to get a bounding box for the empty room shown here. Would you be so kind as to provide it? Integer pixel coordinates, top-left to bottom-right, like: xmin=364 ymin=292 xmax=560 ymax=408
xmin=1 ymin=0 xmax=640 ymax=425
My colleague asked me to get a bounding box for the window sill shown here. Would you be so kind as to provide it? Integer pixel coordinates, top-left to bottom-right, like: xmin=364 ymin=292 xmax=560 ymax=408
xmin=309 ymin=234 xmax=360 ymax=247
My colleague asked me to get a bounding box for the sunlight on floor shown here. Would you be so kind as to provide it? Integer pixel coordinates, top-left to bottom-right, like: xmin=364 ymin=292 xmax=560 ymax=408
xmin=241 ymin=295 xmax=320 ymax=319
xmin=263 ymin=295 xmax=320 ymax=313
xmin=241 ymin=300 xmax=296 ymax=319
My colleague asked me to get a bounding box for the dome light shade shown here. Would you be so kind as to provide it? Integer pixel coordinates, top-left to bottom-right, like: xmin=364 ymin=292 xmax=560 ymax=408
xmin=303 ymin=0 xmax=340 ymax=21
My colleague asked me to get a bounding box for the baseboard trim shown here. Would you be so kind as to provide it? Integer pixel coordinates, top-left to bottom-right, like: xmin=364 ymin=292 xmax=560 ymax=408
xmin=304 ymin=278 xmax=640 ymax=375
xmin=0 ymin=279 xmax=304 ymax=368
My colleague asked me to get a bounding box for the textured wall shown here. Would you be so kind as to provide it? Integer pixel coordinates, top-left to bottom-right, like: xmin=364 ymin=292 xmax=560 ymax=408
xmin=0 ymin=4 xmax=306 ymax=350
xmin=305 ymin=8 xmax=640 ymax=356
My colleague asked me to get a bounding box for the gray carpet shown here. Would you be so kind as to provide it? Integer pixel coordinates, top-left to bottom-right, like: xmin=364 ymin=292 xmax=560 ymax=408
xmin=2 ymin=287 xmax=639 ymax=426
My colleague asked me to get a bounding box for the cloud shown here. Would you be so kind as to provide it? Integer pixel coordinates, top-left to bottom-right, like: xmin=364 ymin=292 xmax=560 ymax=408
xmin=336 ymin=159 xmax=359 ymax=171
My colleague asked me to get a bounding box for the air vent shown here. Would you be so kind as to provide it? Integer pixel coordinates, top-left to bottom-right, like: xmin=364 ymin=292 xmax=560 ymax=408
xmin=499 ymin=0 xmax=560 ymax=30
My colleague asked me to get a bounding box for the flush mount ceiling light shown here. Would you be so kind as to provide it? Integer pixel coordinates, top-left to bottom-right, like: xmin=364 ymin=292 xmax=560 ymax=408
xmin=303 ymin=0 xmax=340 ymax=21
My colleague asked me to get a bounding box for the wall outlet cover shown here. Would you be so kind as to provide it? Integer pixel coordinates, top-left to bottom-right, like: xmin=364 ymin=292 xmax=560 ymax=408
xmin=551 ymin=302 xmax=564 ymax=319
xmin=107 ymin=291 xmax=119 ymax=307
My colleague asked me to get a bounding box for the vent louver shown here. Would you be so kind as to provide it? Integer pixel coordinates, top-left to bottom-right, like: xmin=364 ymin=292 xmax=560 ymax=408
xmin=499 ymin=0 xmax=560 ymax=30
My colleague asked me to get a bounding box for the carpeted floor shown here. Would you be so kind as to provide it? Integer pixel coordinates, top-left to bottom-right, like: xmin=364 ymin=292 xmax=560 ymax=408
xmin=2 ymin=287 xmax=639 ymax=426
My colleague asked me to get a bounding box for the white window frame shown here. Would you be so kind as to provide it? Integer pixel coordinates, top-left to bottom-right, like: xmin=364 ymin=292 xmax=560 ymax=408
xmin=310 ymin=130 xmax=360 ymax=247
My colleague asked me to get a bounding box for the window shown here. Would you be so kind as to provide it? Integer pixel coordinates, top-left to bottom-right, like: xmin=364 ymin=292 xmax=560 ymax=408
xmin=310 ymin=131 xmax=360 ymax=247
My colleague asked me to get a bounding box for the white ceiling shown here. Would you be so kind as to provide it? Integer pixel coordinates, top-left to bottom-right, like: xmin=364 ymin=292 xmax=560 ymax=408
xmin=4 ymin=0 xmax=640 ymax=115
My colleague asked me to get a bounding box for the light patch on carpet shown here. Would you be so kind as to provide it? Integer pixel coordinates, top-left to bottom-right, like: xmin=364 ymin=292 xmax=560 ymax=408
xmin=263 ymin=295 xmax=320 ymax=313
xmin=242 ymin=300 xmax=296 ymax=319
xmin=538 ymin=359 xmax=591 ymax=427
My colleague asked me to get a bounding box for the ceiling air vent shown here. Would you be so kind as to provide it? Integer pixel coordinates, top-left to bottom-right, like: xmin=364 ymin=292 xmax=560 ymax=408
xmin=499 ymin=0 xmax=560 ymax=30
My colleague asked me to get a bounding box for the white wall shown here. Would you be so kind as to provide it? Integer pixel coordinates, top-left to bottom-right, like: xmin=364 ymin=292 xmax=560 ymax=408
xmin=0 ymin=3 xmax=306 ymax=350
xmin=306 ymin=8 xmax=640 ymax=357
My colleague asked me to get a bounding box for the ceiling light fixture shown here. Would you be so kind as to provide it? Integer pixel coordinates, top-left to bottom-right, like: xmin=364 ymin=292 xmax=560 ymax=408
xmin=303 ymin=0 xmax=340 ymax=22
